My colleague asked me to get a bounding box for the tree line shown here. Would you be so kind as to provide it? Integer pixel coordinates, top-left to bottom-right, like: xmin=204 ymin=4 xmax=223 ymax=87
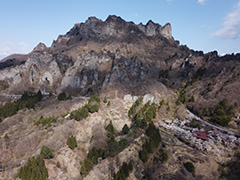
xmin=0 ymin=91 xmax=42 ymax=121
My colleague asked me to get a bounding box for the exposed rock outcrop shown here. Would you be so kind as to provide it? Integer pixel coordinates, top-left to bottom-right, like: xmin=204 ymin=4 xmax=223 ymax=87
xmin=32 ymin=42 xmax=48 ymax=52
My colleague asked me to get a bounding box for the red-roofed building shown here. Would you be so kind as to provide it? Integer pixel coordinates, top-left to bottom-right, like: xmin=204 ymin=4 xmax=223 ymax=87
xmin=193 ymin=131 xmax=208 ymax=141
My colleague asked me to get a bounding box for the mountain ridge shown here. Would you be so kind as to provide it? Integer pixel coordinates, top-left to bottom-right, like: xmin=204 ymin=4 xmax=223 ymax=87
xmin=0 ymin=15 xmax=239 ymax=116
xmin=0 ymin=15 xmax=240 ymax=180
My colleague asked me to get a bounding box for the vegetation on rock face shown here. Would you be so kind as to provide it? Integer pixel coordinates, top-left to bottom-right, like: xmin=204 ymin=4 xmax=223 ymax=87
xmin=103 ymin=96 xmax=107 ymax=103
xmin=88 ymin=103 xmax=99 ymax=113
xmin=219 ymin=159 xmax=240 ymax=180
xmin=122 ymin=124 xmax=130 ymax=135
xmin=114 ymin=161 xmax=133 ymax=180
xmin=80 ymin=147 xmax=104 ymax=175
xmin=56 ymin=161 xmax=61 ymax=168
xmin=146 ymin=122 xmax=161 ymax=148
xmin=104 ymin=121 xmax=128 ymax=157
xmin=0 ymin=80 xmax=9 ymax=90
xmin=4 ymin=134 xmax=9 ymax=142
xmin=158 ymin=69 xmax=169 ymax=79
xmin=189 ymin=118 xmax=200 ymax=129
xmin=139 ymin=122 xmax=162 ymax=163
xmin=70 ymin=95 xmax=100 ymax=121
xmin=70 ymin=105 xmax=89 ymax=121
xmin=139 ymin=146 xmax=149 ymax=163
xmin=145 ymin=138 xmax=155 ymax=153
xmin=104 ymin=137 xmax=119 ymax=157
xmin=67 ymin=135 xmax=77 ymax=150
xmin=128 ymin=97 xmax=143 ymax=117
xmin=0 ymin=91 xmax=42 ymax=120
xmin=133 ymin=101 xmax=157 ymax=129
xmin=118 ymin=138 xmax=129 ymax=150
xmin=202 ymin=99 xmax=236 ymax=126
xmin=81 ymin=121 xmax=131 ymax=177
xmin=57 ymin=92 xmax=72 ymax=101
xmin=184 ymin=161 xmax=195 ymax=174
xmin=106 ymin=120 xmax=115 ymax=139
xmin=158 ymin=148 xmax=168 ymax=163
xmin=40 ymin=145 xmax=54 ymax=159
xmin=176 ymin=89 xmax=187 ymax=105
xmin=19 ymin=156 xmax=48 ymax=180
xmin=88 ymin=95 xmax=100 ymax=104
xmin=34 ymin=116 xmax=58 ymax=128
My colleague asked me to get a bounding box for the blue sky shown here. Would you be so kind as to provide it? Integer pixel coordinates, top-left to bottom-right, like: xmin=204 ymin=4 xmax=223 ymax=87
xmin=0 ymin=0 xmax=240 ymax=59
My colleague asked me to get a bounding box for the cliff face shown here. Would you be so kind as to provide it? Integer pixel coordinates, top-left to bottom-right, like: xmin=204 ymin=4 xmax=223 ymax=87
xmin=0 ymin=15 xmax=240 ymax=112
xmin=0 ymin=15 xmax=178 ymax=95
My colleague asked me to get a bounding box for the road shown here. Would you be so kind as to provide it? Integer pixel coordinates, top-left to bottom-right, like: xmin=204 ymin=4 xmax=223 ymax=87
xmin=186 ymin=110 xmax=239 ymax=137
xmin=0 ymin=93 xmax=21 ymax=98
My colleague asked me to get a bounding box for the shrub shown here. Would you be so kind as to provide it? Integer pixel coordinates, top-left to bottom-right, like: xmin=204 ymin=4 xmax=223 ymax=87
xmin=133 ymin=102 xmax=157 ymax=129
xmin=139 ymin=147 xmax=148 ymax=163
xmin=103 ymin=97 xmax=107 ymax=103
xmin=0 ymin=80 xmax=9 ymax=90
xmin=57 ymin=92 xmax=71 ymax=101
xmin=106 ymin=121 xmax=115 ymax=139
xmin=104 ymin=137 xmax=119 ymax=157
xmin=19 ymin=156 xmax=48 ymax=180
xmin=80 ymin=147 xmax=104 ymax=176
xmin=114 ymin=161 xmax=133 ymax=180
xmin=128 ymin=97 xmax=143 ymax=117
xmin=80 ymin=158 xmax=93 ymax=175
xmin=40 ymin=146 xmax=54 ymax=159
xmin=56 ymin=161 xmax=61 ymax=168
xmin=4 ymin=134 xmax=9 ymax=142
xmin=87 ymin=147 xmax=104 ymax=164
xmin=88 ymin=96 xmax=100 ymax=104
xmin=118 ymin=138 xmax=129 ymax=150
xmin=145 ymin=138 xmax=155 ymax=154
xmin=210 ymin=115 xmax=232 ymax=127
xmin=146 ymin=122 xmax=161 ymax=148
xmin=70 ymin=105 xmax=89 ymax=121
xmin=67 ymin=135 xmax=77 ymax=150
xmin=208 ymin=99 xmax=236 ymax=126
xmin=160 ymin=99 xmax=165 ymax=106
xmin=144 ymin=103 xmax=157 ymax=122
xmin=122 ymin=124 xmax=129 ymax=135
xmin=177 ymin=89 xmax=187 ymax=104
xmin=57 ymin=92 xmax=67 ymax=101
xmin=189 ymin=118 xmax=200 ymax=129
xmin=88 ymin=103 xmax=99 ymax=113
xmin=159 ymin=149 xmax=168 ymax=163
xmin=184 ymin=161 xmax=195 ymax=174
xmin=34 ymin=116 xmax=58 ymax=128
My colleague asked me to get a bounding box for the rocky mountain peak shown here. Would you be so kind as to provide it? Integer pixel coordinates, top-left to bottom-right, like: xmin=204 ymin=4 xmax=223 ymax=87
xmin=32 ymin=42 xmax=48 ymax=52
xmin=86 ymin=16 xmax=102 ymax=23
xmin=52 ymin=15 xmax=174 ymax=50
xmin=161 ymin=23 xmax=172 ymax=40
xmin=105 ymin=15 xmax=125 ymax=24
xmin=138 ymin=20 xmax=172 ymax=40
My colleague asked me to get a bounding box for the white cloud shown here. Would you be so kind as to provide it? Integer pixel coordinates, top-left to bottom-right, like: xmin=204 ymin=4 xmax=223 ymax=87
xmin=0 ymin=42 xmax=31 ymax=60
xmin=214 ymin=1 xmax=240 ymax=39
xmin=198 ymin=0 xmax=206 ymax=5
